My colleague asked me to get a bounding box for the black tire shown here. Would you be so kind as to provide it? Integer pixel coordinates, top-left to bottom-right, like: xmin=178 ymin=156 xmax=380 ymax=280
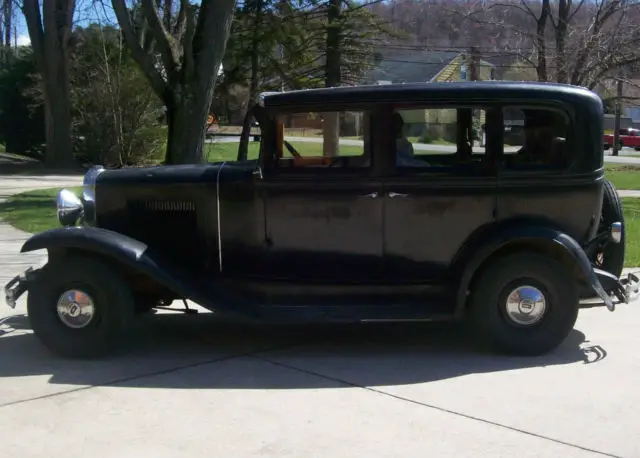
xmin=468 ymin=253 xmax=579 ymax=356
xmin=135 ymin=303 xmax=157 ymax=314
xmin=133 ymin=296 xmax=158 ymax=314
xmin=27 ymin=255 xmax=135 ymax=358
xmin=595 ymin=179 xmax=625 ymax=278
xmin=635 ymin=147 xmax=640 ymax=152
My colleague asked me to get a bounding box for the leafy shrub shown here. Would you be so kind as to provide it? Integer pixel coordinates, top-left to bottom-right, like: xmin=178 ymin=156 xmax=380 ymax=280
xmin=0 ymin=49 xmax=46 ymax=158
xmin=71 ymin=25 xmax=165 ymax=167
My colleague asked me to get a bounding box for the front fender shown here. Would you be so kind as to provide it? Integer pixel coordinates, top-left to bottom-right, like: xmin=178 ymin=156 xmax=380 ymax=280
xmin=20 ymin=227 xmax=257 ymax=317
xmin=22 ymin=226 xmax=147 ymax=262
xmin=453 ymin=223 xmax=613 ymax=315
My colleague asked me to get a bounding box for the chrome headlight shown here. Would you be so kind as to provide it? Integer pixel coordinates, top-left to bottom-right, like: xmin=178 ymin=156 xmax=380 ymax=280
xmin=56 ymin=189 xmax=83 ymax=227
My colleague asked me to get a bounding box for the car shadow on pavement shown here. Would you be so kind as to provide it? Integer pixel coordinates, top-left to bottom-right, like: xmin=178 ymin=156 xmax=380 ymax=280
xmin=0 ymin=312 xmax=605 ymax=392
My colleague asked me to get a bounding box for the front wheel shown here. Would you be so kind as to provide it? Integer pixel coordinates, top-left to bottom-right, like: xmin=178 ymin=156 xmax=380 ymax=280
xmin=27 ymin=255 xmax=135 ymax=358
xmin=468 ymin=253 xmax=579 ymax=356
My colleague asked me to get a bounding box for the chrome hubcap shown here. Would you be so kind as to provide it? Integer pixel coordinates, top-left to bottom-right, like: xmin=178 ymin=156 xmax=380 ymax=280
xmin=56 ymin=289 xmax=95 ymax=329
xmin=505 ymin=285 xmax=547 ymax=326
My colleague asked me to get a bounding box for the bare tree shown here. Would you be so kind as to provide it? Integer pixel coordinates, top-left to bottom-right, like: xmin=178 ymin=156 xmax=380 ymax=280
xmin=71 ymin=24 xmax=165 ymax=167
xmin=566 ymin=0 xmax=640 ymax=88
xmin=463 ymin=0 xmax=640 ymax=88
xmin=1 ymin=0 xmax=12 ymax=65
xmin=22 ymin=0 xmax=76 ymax=167
xmin=111 ymin=0 xmax=237 ymax=164
xmin=237 ymin=0 xmax=265 ymax=160
xmin=319 ymin=0 xmax=392 ymax=155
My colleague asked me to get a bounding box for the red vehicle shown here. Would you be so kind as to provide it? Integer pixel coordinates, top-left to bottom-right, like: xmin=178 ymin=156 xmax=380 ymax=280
xmin=604 ymin=128 xmax=640 ymax=151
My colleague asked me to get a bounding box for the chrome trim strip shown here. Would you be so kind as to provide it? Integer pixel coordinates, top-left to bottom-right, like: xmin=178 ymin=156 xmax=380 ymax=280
xmin=216 ymin=162 xmax=227 ymax=272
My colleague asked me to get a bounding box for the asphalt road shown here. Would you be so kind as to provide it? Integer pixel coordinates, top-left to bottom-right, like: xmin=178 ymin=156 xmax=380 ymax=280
xmin=1 ymin=176 xmax=640 ymax=457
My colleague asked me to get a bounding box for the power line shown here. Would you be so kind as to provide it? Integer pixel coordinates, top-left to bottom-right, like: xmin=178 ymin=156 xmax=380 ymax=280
xmin=370 ymin=57 xmax=575 ymax=71
xmin=370 ymin=42 xmax=633 ymax=60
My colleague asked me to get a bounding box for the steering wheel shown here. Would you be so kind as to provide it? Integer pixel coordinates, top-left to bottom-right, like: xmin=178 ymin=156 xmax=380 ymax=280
xmin=283 ymin=140 xmax=302 ymax=158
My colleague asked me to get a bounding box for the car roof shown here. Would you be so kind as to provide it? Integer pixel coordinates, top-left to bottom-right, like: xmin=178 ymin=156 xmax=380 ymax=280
xmin=261 ymin=81 xmax=602 ymax=110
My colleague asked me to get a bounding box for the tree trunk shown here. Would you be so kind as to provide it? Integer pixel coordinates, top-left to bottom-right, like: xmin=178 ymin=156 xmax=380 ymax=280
xmin=43 ymin=74 xmax=74 ymax=167
xmin=322 ymin=112 xmax=340 ymax=157
xmin=239 ymin=0 xmax=263 ymax=161
xmin=22 ymin=0 xmax=75 ymax=168
xmin=555 ymin=0 xmax=569 ymax=84
xmin=3 ymin=0 xmax=11 ymax=65
xmin=323 ymin=0 xmax=341 ymax=157
xmin=41 ymin=34 xmax=74 ymax=167
xmin=535 ymin=0 xmax=550 ymax=82
xmin=238 ymin=109 xmax=253 ymax=161
xmin=165 ymin=90 xmax=209 ymax=164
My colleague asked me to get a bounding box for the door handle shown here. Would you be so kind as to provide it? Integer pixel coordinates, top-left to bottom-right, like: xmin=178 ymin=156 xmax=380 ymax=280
xmin=388 ymin=192 xmax=409 ymax=198
xmin=360 ymin=192 xmax=378 ymax=198
xmin=252 ymin=167 xmax=263 ymax=179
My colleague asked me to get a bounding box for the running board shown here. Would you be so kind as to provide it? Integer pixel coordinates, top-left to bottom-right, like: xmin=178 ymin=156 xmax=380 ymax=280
xmin=252 ymin=303 xmax=455 ymax=324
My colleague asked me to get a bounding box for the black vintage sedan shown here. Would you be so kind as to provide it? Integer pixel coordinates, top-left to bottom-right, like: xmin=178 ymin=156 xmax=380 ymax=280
xmin=5 ymin=81 xmax=640 ymax=358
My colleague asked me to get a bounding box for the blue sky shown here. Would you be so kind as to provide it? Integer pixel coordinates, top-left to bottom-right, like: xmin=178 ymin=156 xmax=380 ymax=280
xmin=14 ymin=0 xmax=120 ymax=46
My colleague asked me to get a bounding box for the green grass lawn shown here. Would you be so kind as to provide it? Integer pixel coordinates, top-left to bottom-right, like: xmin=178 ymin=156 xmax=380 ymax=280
xmin=621 ymin=197 xmax=640 ymax=267
xmin=0 ymin=187 xmax=82 ymax=233
xmin=3 ymin=185 xmax=640 ymax=267
xmin=605 ymin=165 xmax=640 ymax=190
xmin=205 ymin=141 xmax=364 ymax=162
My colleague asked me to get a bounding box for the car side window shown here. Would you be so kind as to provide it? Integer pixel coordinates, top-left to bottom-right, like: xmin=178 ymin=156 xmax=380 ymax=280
xmin=272 ymin=110 xmax=371 ymax=169
xmin=246 ymin=119 xmax=261 ymax=161
xmin=502 ymin=107 xmax=573 ymax=171
xmin=206 ymin=119 xmax=261 ymax=163
xmin=391 ymin=106 xmax=489 ymax=171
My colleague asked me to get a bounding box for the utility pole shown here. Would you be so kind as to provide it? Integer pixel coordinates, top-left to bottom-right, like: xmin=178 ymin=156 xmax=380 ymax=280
xmin=468 ymin=46 xmax=480 ymax=81
xmin=613 ymin=77 xmax=623 ymax=157
xmin=468 ymin=46 xmax=481 ymax=147
xmin=323 ymin=0 xmax=341 ymax=157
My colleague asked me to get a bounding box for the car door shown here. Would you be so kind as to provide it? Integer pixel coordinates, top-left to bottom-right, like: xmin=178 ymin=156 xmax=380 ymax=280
xmin=495 ymin=104 xmax=597 ymax=243
xmin=382 ymin=105 xmax=499 ymax=284
xmin=257 ymin=107 xmax=384 ymax=283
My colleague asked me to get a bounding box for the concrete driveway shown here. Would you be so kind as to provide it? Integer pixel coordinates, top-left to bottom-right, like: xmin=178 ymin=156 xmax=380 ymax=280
xmin=1 ymin=175 xmax=639 ymax=458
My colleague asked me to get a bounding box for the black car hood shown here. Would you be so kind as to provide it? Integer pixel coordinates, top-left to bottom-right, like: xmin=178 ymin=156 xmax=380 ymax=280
xmin=96 ymin=163 xmax=233 ymax=185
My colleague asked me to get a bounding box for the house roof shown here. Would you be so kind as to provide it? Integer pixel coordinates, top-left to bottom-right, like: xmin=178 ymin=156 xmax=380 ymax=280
xmin=365 ymin=50 xmax=460 ymax=84
xmin=363 ymin=49 xmax=496 ymax=84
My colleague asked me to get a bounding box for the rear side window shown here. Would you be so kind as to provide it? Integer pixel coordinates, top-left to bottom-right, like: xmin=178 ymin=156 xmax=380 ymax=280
xmin=390 ymin=106 xmax=490 ymax=171
xmin=502 ymin=107 xmax=573 ymax=171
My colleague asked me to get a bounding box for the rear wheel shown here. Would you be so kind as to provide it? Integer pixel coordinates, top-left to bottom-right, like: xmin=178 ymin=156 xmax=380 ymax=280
xmin=468 ymin=253 xmax=579 ymax=356
xmin=593 ymin=179 xmax=625 ymax=278
xmin=27 ymin=255 xmax=135 ymax=358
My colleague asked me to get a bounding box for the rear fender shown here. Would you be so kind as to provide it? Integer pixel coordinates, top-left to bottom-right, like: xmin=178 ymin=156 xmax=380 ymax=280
xmin=21 ymin=226 xmax=257 ymax=318
xmin=453 ymin=224 xmax=613 ymax=316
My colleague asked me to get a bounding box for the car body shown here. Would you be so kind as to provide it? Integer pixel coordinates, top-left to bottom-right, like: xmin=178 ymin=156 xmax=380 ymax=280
xmin=5 ymin=81 xmax=640 ymax=358
xmin=604 ymin=127 xmax=640 ymax=151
